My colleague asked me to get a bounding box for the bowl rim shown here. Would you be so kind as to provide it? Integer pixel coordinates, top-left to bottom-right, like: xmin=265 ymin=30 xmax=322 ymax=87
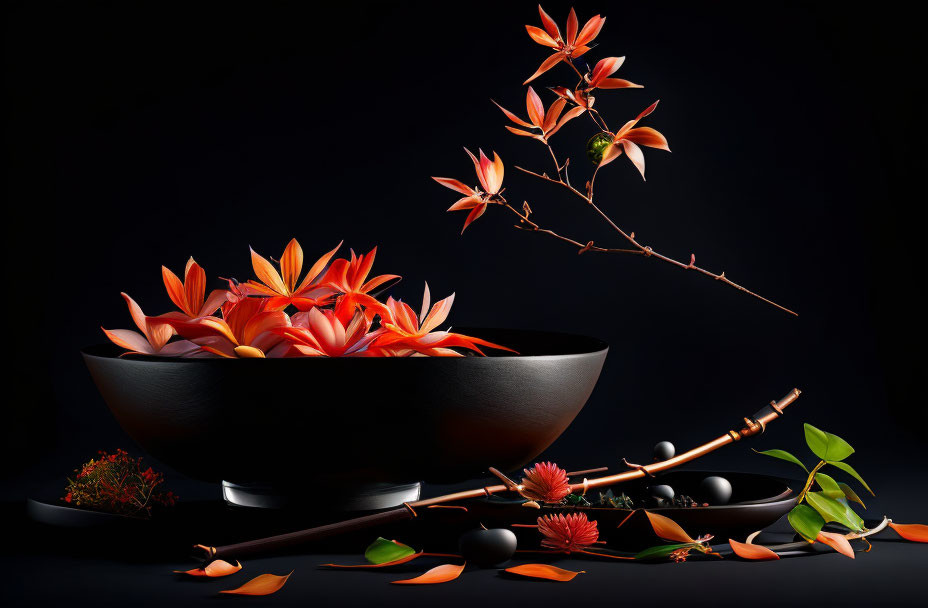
xmin=81 ymin=326 xmax=610 ymax=363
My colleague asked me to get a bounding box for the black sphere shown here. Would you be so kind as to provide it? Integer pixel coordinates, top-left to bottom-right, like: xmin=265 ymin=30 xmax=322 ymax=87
xmin=458 ymin=528 xmax=518 ymax=568
xmin=648 ymin=484 xmax=675 ymax=501
xmin=699 ymin=476 xmax=732 ymax=505
xmin=653 ymin=441 xmax=675 ymax=461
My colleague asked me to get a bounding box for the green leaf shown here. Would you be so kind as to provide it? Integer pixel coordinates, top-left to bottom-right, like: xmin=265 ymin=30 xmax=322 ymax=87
xmin=364 ymin=537 xmax=416 ymax=564
xmin=814 ymin=473 xmax=845 ymax=499
xmin=806 ymin=491 xmax=865 ymax=532
xmin=634 ymin=543 xmax=693 ymax=561
xmin=838 ymin=482 xmax=866 ymax=509
xmin=752 ymin=448 xmax=808 ymax=473
xmin=788 ymin=504 xmax=825 ymax=541
xmin=826 ymin=460 xmax=874 ymax=496
xmin=804 ymin=423 xmax=855 ymax=462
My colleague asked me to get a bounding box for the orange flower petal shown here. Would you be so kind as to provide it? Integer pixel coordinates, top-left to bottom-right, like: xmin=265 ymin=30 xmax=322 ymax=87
xmin=620 ymin=140 xmax=647 ymax=180
xmin=505 ymin=126 xmax=544 ymax=140
xmin=161 ymin=266 xmax=188 ymax=314
xmin=183 ymin=258 xmax=206 ymax=315
xmin=888 ymin=522 xmax=928 ymax=542
xmin=433 ymin=177 xmax=476 ymax=195
xmin=174 ymin=559 xmax=242 ymax=577
xmin=575 ymin=15 xmax=605 ymax=47
xmin=623 ymin=126 xmax=671 ymax=151
xmin=390 ymin=563 xmax=465 ymax=585
xmin=565 ymin=7 xmax=578 ymax=46
xmin=543 ymin=97 xmax=567 ymax=132
xmin=728 ymin=539 xmax=779 ymax=561
xmin=597 ymin=78 xmax=643 ymax=89
xmin=504 ymin=564 xmax=584 ymax=582
xmin=526 ymin=86 xmax=545 ymax=128
xmin=537 ymin=5 xmax=561 ymax=41
xmin=644 ymin=511 xmax=696 ymax=544
xmin=492 ymin=100 xmax=534 ymax=128
xmin=249 ymin=246 xmax=288 ymax=296
xmin=815 ymin=531 xmax=855 ymax=559
xmin=280 ymin=238 xmax=304 ymax=293
xmin=525 ymin=25 xmax=558 ymax=48
xmin=219 ymin=571 xmax=292 ymax=595
xmin=296 ymin=240 xmax=343 ymax=293
xmin=461 ymin=202 xmax=488 ymax=233
xmin=524 ymin=52 xmax=564 ymax=85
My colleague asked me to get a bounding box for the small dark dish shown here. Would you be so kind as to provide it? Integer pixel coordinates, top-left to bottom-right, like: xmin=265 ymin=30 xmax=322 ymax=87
xmin=83 ymin=327 xmax=608 ymax=509
xmin=459 ymin=471 xmax=798 ymax=549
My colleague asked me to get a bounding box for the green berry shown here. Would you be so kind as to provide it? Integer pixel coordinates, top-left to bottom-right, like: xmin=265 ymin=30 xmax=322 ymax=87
xmin=586 ymin=132 xmax=613 ymax=164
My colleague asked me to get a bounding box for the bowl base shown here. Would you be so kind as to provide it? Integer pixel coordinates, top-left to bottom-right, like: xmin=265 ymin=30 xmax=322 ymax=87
xmin=221 ymin=480 xmax=422 ymax=511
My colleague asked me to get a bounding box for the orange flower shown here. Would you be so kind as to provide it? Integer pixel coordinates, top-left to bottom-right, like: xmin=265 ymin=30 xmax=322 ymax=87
xmin=432 ymin=148 xmax=505 ymax=233
xmin=375 ymin=283 xmax=516 ymax=356
xmin=493 ymin=87 xmax=585 ymax=143
xmin=161 ymin=258 xmax=229 ymax=318
xmin=274 ymin=306 xmax=382 ymax=357
xmin=319 ymin=247 xmax=399 ymax=322
xmin=524 ymin=6 xmax=605 ymax=84
xmin=521 ymin=461 xmax=571 ymax=503
xmin=537 ymin=512 xmax=599 ymax=553
xmin=102 ymin=293 xmax=200 ymax=357
xmin=244 ymin=238 xmax=342 ymax=311
xmin=600 ymin=100 xmax=671 ymax=179
xmin=155 ymin=297 xmax=291 ymax=358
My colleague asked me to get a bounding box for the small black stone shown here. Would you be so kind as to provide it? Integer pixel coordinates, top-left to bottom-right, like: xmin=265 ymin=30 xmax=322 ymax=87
xmin=648 ymin=484 xmax=675 ymax=501
xmin=458 ymin=528 xmax=518 ymax=568
xmin=699 ymin=476 xmax=732 ymax=505
xmin=653 ymin=441 xmax=675 ymax=461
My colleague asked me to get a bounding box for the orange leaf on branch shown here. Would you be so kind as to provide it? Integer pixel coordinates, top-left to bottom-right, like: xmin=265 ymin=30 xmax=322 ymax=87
xmin=887 ymin=522 xmax=928 ymax=543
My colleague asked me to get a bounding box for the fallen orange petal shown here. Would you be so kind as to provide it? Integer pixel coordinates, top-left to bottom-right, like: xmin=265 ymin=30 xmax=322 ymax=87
xmin=322 ymin=552 xmax=423 ymax=568
xmin=174 ymin=559 xmax=242 ymax=577
xmin=728 ymin=539 xmax=780 ymax=561
xmin=390 ymin=563 xmax=465 ymax=585
xmin=219 ymin=572 xmax=292 ymax=595
xmin=816 ymin=531 xmax=855 ymax=559
xmin=504 ymin=564 xmax=585 ymax=581
xmin=888 ymin=522 xmax=928 ymax=542
xmin=644 ymin=511 xmax=695 ymax=544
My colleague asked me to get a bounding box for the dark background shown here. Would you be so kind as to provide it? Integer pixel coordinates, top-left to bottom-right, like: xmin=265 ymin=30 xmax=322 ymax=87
xmin=3 ymin=1 xmax=926 ymax=605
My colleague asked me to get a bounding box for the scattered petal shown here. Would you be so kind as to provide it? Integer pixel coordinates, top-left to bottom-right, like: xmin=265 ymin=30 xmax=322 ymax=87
xmin=728 ymin=539 xmax=779 ymax=561
xmin=644 ymin=511 xmax=696 ymax=544
xmin=174 ymin=559 xmax=243 ymax=577
xmin=504 ymin=564 xmax=584 ymax=582
xmin=219 ymin=572 xmax=292 ymax=595
xmin=815 ymin=531 xmax=855 ymax=558
xmin=888 ymin=522 xmax=928 ymax=542
xmin=391 ymin=563 xmax=465 ymax=585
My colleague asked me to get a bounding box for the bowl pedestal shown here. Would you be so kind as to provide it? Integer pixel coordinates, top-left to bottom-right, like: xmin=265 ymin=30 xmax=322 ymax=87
xmin=220 ymin=480 xmax=422 ymax=510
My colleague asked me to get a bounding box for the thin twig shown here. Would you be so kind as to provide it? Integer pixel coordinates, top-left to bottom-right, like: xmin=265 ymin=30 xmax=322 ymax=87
xmin=513 ymin=165 xmax=797 ymax=316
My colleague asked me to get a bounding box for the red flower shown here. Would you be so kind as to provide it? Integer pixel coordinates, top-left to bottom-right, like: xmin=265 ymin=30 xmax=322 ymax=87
xmin=537 ymin=512 xmax=599 ymax=553
xmin=521 ymin=461 xmax=571 ymax=503
xmin=525 ymin=6 xmax=605 ymax=84
xmin=432 ymin=148 xmax=505 ymax=233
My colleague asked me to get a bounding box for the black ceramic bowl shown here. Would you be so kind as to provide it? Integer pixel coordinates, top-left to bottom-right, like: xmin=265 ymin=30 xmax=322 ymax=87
xmin=83 ymin=328 xmax=607 ymax=506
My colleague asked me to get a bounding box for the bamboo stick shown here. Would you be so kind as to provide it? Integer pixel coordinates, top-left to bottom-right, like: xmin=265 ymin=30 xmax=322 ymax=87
xmin=197 ymin=388 xmax=800 ymax=560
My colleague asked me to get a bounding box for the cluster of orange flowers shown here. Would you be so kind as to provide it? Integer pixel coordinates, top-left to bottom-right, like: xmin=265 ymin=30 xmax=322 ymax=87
xmin=102 ymin=239 xmax=512 ymax=358
xmin=433 ymin=5 xmax=669 ymax=232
